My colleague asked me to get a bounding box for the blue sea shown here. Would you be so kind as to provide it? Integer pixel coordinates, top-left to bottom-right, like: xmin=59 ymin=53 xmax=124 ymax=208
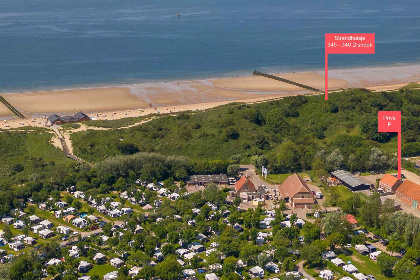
xmin=0 ymin=0 xmax=419 ymax=93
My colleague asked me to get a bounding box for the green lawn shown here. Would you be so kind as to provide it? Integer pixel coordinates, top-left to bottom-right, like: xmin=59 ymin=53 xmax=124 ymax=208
xmin=60 ymin=192 xmax=118 ymax=223
xmin=26 ymin=206 xmax=81 ymax=231
xmin=86 ymin=263 xmax=116 ymax=277
xmin=338 ymin=249 xmax=389 ymax=280
xmin=323 ymin=185 xmax=356 ymax=207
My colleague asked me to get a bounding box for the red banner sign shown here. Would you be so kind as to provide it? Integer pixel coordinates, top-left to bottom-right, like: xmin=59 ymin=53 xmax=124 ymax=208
xmin=325 ymin=33 xmax=375 ymax=100
xmin=378 ymin=111 xmax=402 ymax=179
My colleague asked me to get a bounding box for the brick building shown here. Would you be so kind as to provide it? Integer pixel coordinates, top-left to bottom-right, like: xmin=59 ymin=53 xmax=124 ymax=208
xmin=395 ymin=180 xmax=420 ymax=210
xmin=378 ymin=174 xmax=402 ymax=193
xmin=278 ymin=173 xmax=315 ymax=209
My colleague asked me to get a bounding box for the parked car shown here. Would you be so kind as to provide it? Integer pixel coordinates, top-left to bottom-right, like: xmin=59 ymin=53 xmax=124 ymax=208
xmin=379 ymin=239 xmax=389 ymax=245
xmin=368 ymin=275 xmax=375 ymax=280
xmin=344 ymin=244 xmax=352 ymax=248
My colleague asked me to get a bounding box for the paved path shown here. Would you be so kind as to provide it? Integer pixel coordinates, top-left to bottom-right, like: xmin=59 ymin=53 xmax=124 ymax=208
xmin=297 ymin=261 xmax=315 ymax=280
xmin=240 ymin=164 xmax=276 ymax=189
xmin=403 ymin=170 xmax=420 ymax=185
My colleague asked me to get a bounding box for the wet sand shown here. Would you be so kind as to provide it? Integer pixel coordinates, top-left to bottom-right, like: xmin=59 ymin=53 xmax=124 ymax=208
xmin=0 ymin=64 xmax=419 ymax=127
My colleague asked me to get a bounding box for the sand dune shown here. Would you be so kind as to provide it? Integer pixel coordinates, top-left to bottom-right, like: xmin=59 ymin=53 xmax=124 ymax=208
xmin=0 ymin=66 xmax=419 ymax=122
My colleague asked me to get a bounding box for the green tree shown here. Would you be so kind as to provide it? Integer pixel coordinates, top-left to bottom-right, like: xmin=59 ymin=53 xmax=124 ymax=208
xmin=239 ymin=243 xmax=260 ymax=265
xmin=266 ymin=108 xmax=288 ymax=134
xmin=377 ymin=253 xmax=396 ymax=277
xmin=410 ymin=266 xmax=420 ymax=280
xmin=393 ymin=258 xmax=413 ymax=280
xmin=301 ymin=243 xmax=322 ymax=266
xmin=9 ymin=254 xmax=34 ymax=280
xmin=27 ymin=206 xmax=36 ymax=215
xmin=388 ymin=240 xmax=403 ymax=256
xmin=88 ymin=207 xmax=95 ymax=215
xmin=72 ymin=200 xmax=82 ymax=211
xmin=276 ymin=141 xmax=301 ymax=172
xmin=227 ymin=273 xmax=242 ymax=280
xmin=222 ymin=256 xmax=237 ymax=277
xmin=65 ymin=196 xmax=74 ymax=206
xmin=138 ymin=266 xmax=155 ymax=279
xmin=128 ymin=251 xmax=150 ymax=266
xmin=227 ymin=164 xmax=240 ymax=177
xmin=282 ymin=257 xmax=295 ymax=271
xmin=257 ymin=253 xmax=270 ymax=268
xmin=382 ymin=198 xmax=396 ymax=215
xmin=302 ymin=223 xmax=321 ymax=244
xmin=225 ymin=127 xmax=239 ymax=140
xmin=154 ymin=255 xmax=182 ymax=280
xmin=191 ymin=255 xmax=202 ymax=269
xmin=321 ymin=212 xmax=351 ymax=236
xmin=360 ymin=192 xmax=382 ymax=228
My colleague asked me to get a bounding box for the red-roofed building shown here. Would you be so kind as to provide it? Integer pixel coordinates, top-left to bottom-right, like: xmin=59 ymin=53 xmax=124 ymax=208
xmin=378 ymin=174 xmax=402 ymax=193
xmin=278 ymin=173 xmax=315 ymax=209
xmin=235 ymin=176 xmax=257 ymax=194
xmin=346 ymin=214 xmax=359 ymax=229
xmin=396 ymin=180 xmax=420 ymax=210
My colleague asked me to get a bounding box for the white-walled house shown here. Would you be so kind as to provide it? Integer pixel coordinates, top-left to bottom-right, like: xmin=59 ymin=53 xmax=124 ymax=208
xmin=72 ymin=218 xmax=88 ymax=228
xmin=110 ymin=258 xmax=124 ymax=268
xmin=121 ymin=208 xmax=132 ymax=215
xmin=78 ymin=261 xmax=91 ymax=272
xmin=39 ymin=220 xmax=54 ymax=229
xmin=9 ymin=241 xmax=25 ymax=251
xmin=39 ymin=229 xmax=54 ymax=239
xmin=13 ymin=220 xmax=25 ymax=229
xmin=29 ymin=215 xmax=41 ymax=224
xmin=24 ymin=236 xmax=36 ymax=245
xmin=320 ymin=270 xmax=334 ymax=280
xmin=56 ymin=226 xmax=71 ymax=235
xmin=249 ymin=266 xmax=264 ymax=278
xmin=2 ymin=217 xmax=13 ymax=225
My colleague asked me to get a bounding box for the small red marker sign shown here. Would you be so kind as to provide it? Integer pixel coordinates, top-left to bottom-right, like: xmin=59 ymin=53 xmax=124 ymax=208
xmin=325 ymin=33 xmax=375 ymax=100
xmin=378 ymin=111 xmax=402 ymax=179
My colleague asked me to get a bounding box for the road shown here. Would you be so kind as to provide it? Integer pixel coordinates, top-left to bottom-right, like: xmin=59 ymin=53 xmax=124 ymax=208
xmin=240 ymin=164 xmax=276 ymax=189
xmin=297 ymin=261 xmax=316 ymax=280
xmin=362 ymin=171 xmax=420 ymax=218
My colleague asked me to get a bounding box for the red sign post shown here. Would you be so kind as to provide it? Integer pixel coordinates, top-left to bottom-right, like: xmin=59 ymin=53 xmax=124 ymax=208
xmin=325 ymin=33 xmax=375 ymax=100
xmin=378 ymin=111 xmax=402 ymax=179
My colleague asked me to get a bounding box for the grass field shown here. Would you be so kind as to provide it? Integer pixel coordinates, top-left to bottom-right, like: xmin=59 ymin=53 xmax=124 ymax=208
xmin=86 ymin=263 xmax=116 ymax=277
xmin=26 ymin=205 xmax=81 ymax=231
xmin=339 ymin=249 xmax=388 ymax=280
xmin=0 ymin=128 xmax=73 ymax=184
xmin=322 ymin=185 xmax=356 ymax=207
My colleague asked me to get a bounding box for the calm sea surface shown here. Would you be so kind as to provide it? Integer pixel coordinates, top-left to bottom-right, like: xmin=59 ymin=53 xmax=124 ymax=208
xmin=0 ymin=0 xmax=419 ymax=92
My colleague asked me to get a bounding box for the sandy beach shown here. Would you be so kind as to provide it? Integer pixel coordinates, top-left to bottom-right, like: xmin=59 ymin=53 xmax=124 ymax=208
xmin=0 ymin=64 xmax=419 ymax=129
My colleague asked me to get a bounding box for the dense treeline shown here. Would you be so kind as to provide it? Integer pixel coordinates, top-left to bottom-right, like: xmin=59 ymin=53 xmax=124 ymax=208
xmin=0 ymin=152 xmax=234 ymax=216
xmin=71 ymin=88 xmax=420 ymax=172
xmin=0 ymin=88 xmax=419 ymax=192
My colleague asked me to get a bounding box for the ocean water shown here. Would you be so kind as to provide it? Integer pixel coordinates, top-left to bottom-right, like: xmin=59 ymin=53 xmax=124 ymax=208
xmin=0 ymin=0 xmax=419 ymax=93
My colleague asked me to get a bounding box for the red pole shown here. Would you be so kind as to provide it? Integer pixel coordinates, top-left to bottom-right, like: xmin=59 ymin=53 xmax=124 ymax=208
xmin=398 ymin=131 xmax=401 ymax=180
xmin=325 ymin=51 xmax=328 ymax=100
